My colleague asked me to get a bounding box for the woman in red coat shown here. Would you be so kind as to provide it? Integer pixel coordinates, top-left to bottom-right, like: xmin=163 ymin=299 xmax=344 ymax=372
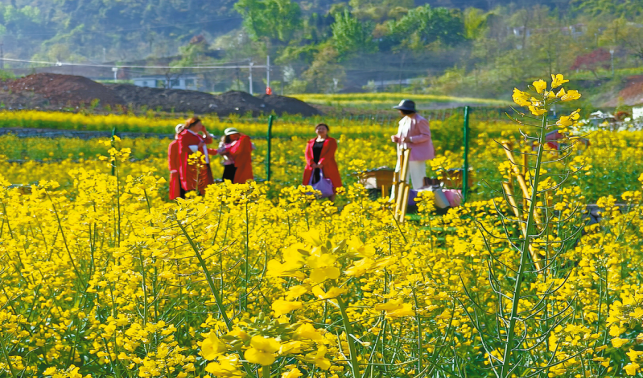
xmin=303 ymin=123 xmax=342 ymax=201
xmin=218 ymin=127 xmax=254 ymax=184
xmin=168 ymin=124 xmax=184 ymax=200
xmin=178 ymin=117 xmax=216 ymax=195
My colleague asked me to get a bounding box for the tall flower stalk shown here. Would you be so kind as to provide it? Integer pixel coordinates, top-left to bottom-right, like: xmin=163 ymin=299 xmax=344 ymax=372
xmin=463 ymin=75 xmax=590 ymax=377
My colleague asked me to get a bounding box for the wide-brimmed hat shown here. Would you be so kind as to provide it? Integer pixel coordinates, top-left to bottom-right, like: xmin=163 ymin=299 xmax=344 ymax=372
xmin=393 ymin=99 xmax=416 ymax=112
xmin=224 ymin=127 xmax=240 ymax=136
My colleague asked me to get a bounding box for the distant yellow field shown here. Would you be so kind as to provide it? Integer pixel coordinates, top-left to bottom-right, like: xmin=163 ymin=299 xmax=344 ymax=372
xmin=293 ymin=92 xmax=512 ymax=108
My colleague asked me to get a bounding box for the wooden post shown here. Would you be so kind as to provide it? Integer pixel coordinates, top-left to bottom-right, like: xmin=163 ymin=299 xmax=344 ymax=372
xmin=502 ymin=142 xmax=543 ymax=228
xmin=394 ymin=149 xmax=411 ymax=222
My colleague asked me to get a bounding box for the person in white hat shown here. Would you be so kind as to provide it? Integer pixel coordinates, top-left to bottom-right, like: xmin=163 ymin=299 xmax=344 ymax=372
xmin=390 ymin=99 xmax=435 ymax=198
xmin=217 ymin=128 xmax=239 ymax=181
xmin=217 ymin=127 xmax=254 ymax=183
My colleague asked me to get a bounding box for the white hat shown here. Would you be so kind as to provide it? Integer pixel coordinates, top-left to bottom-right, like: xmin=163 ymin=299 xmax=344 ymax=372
xmin=175 ymin=124 xmax=184 ymax=134
xmin=224 ymin=127 xmax=240 ymax=136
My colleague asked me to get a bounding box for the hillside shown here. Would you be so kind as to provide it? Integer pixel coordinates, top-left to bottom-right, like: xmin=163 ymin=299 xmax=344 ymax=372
xmin=2 ymin=0 xmax=573 ymax=62
xmin=2 ymin=0 xmax=642 ymax=103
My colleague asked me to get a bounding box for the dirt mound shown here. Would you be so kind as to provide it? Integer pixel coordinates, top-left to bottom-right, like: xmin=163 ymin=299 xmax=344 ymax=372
xmin=257 ymin=94 xmax=319 ymax=116
xmin=1 ymin=74 xmax=320 ymax=116
xmin=7 ymin=73 xmax=125 ymax=107
xmin=218 ymin=91 xmax=267 ymax=115
xmin=0 ymin=87 xmax=51 ymax=110
xmin=107 ymin=84 xmax=225 ymax=114
xmin=107 ymin=85 xmax=320 ymax=116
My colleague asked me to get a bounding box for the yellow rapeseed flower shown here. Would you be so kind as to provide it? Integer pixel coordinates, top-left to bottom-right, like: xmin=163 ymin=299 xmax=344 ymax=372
xmin=551 ymin=74 xmax=569 ymax=88
xmin=244 ymin=336 xmax=281 ymax=366
xmin=532 ymin=79 xmax=547 ymax=93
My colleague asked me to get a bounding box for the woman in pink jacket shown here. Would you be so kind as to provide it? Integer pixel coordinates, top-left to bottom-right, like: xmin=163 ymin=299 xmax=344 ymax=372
xmin=390 ymin=99 xmax=435 ymax=193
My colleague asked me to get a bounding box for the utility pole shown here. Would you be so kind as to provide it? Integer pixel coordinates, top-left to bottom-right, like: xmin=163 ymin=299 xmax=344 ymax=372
xmin=248 ymin=61 xmax=253 ymax=95
xmin=266 ymin=55 xmax=270 ymax=93
xmin=112 ymin=67 xmax=118 ymax=82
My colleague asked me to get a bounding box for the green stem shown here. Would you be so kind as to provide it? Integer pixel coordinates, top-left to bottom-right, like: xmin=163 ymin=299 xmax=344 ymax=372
xmin=412 ymin=287 xmax=422 ymax=375
xmin=0 ymin=337 xmax=16 ymax=377
xmin=47 ymin=192 xmax=83 ymax=284
xmin=176 ymin=218 xmax=231 ymax=330
xmin=177 ymin=215 xmax=258 ymax=378
xmin=136 ymin=247 xmax=148 ymax=326
xmin=500 ymin=114 xmax=547 ymax=377
xmin=262 ymin=365 xmax=271 ymax=378
xmin=175 ymin=216 xmax=258 ymax=375
xmin=337 ymin=297 xmax=360 ymax=378
xmin=244 ymin=200 xmax=250 ymax=311
xmin=114 ymin=168 xmax=121 ymax=247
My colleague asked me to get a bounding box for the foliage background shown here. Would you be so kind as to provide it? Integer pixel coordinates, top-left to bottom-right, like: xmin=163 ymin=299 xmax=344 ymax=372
xmin=2 ymin=0 xmax=643 ymax=105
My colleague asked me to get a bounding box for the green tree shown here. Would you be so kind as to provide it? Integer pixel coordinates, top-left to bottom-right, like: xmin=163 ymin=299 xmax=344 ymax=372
xmin=463 ymin=7 xmax=487 ymax=40
xmin=331 ymin=10 xmax=377 ymax=59
xmin=388 ymin=5 xmax=465 ymax=50
xmin=348 ymin=0 xmax=412 ymax=21
xmin=572 ymin=0 xmax=643 ymax=20
xmin=234 ymin=0 xmax=302 ymax=43
xmin=0 ymin=4 xmax=42 ymax=38
xmin=302 ymin=44 xmax=346 ymax=92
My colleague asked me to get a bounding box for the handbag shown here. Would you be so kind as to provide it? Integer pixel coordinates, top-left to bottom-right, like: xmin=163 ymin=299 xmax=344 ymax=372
xmin=442 ymin=189 xmax=463 ymax=207
xmin=309 ymin=169 xmax=334 ymax=198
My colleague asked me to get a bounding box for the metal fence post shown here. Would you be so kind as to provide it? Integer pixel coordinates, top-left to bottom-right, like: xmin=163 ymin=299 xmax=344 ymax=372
xmin=266 ymin=115 xmax=274 ymax=181
xmin=462 ymin=106 xmax=470 ymax=204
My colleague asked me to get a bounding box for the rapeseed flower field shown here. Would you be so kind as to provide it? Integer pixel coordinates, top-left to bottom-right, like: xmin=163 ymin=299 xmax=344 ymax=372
xmin=0 ymin=77 xmax=642 ymax=378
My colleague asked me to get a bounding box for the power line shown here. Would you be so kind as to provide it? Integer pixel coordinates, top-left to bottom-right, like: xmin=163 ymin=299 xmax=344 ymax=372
xmin=0 ymin=58 xmax=266 ymax=70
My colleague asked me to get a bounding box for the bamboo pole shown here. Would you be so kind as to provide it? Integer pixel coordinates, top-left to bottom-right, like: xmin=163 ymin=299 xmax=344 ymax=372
xmin=394 ymin=149 xmax=411 ymax=222
xmin=501 ymin=142 xmax=543 ymax=228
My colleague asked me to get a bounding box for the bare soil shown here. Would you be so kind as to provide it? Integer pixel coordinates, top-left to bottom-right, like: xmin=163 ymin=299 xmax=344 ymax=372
xmin=0 ymin=73 xmax=320 ymax=116
xmin=603 ymin=75 xmax=643 ymax=107
xmin=6 ymin=73 xmax=125 ymax=108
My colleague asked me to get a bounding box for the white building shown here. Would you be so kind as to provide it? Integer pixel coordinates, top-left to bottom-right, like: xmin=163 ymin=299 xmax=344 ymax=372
xmin=132 ymin=75 xmax=198 ymax=90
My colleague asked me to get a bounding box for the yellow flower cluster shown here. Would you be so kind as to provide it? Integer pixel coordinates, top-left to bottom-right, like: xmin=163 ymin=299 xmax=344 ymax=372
xmin=294 ymin=92 xmax=512 ymax=108
xmin=0 ymin=75 xmax=643 ymax=377
xmin=0 ymin=141 xmax=640 ymax=377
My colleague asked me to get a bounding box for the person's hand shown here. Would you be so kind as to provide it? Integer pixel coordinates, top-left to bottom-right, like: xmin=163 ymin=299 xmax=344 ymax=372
xmin=391 ymin=135 xmax=400 ymax=143
xmin=197 ymin=141 xmax=205 ymax=150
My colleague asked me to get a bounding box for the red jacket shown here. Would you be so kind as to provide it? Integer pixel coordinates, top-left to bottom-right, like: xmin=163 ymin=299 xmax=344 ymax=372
xmin=302 ymin=137 xmax=342 ymax=191
xmin=168 ymin=140 xmax=182 ymax=200
xmin=178 ymin=129 xmax=215 ymax=193
xmin=228 ymin=135 xmax=254 ymax=184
